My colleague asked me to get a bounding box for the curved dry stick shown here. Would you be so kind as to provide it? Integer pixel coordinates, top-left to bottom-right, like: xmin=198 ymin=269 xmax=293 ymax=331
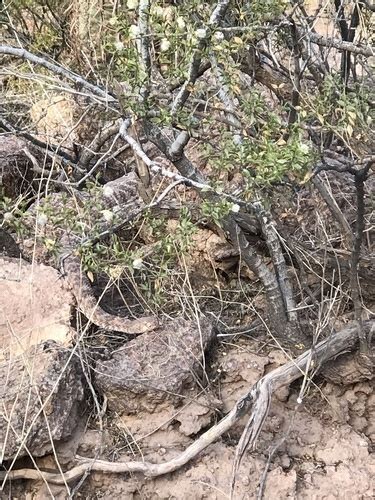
xmin=230 ymin=319 xmax=374 ymax=493
xmin=301 ymin=32 xmax=374 ymax=57
xmin=0 ymin=45 xmax=116 ymax=102
xmin=1 ymin=320 xmax=372 ymax=486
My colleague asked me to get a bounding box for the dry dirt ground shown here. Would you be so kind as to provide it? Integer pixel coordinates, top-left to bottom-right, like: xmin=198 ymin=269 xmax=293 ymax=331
xmin=0 ymin=257 xmax=374 ymax=500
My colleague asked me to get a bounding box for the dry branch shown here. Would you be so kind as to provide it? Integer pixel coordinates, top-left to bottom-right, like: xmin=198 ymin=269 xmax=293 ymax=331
xmin=312 ymin=175 xmax=353 ymax=246
xmin=1 ymin=320 xmax=372 ymax=487
xmin=171 ymin=0 xmax=230 ymax=113
xmin=253 ymin=202 xmax=298 ymax=324
xmin=0 ymin=45 xmax=116 ymax=102
xmin=301 ymin=32 xmax=374 ymax=57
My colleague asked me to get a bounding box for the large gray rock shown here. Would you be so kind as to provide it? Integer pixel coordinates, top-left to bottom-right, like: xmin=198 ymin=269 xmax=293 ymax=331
xmin=0 ymin=341 xmax=85 ymax=461
xmin=95 ymin=318 xmax=215 ymax=415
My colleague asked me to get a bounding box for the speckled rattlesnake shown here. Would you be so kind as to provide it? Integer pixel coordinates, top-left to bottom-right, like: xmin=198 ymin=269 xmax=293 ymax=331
xmin=27 ymin=172 xmax=158 ymax=334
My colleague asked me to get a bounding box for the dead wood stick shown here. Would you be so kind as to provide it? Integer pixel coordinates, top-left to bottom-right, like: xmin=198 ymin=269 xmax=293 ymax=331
xmin=1 ymin=320 xmax=372 ymax=486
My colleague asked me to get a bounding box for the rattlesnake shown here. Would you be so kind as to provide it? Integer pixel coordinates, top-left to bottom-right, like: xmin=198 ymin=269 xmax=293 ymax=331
xmin=62 ymin=252 xmax=158 ymax=334
xmin=24 ymin=172 xmax=158 ymax=334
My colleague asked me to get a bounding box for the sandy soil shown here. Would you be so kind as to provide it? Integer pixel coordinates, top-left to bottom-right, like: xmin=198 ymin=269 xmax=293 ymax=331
xmin=6 ymin=339 xmax=372 ymax=500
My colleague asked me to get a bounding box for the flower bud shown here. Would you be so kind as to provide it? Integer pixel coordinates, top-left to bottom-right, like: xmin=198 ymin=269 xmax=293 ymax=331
xmin=176 ymin=17 xmax=186 ymax=29
xmin=127 ymin=0 xmax=138 ymax=9
xmin=129 ymin=25 xmax=140 ymax=38
xmin=160 ymin=39 xmax=171 ymax=52
xmin=196 ymin=28 xmax=207 ymax=39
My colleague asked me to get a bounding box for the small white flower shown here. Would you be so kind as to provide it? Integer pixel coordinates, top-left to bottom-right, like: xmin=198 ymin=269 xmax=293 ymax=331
xmin=299 ymin=143 xmax=309 ymax=154
xmin=129 ymin=25 xmax=140 ymax=38
xmin=297 ymin=397 xmax=303 ymax=404
xmin=127 ymin=0 xmax=138 ymax=9
xmin=108 ymin=265 xmax=124 ymax=280
xmin=152 ymin=6 xmax=164 ymax=17
xmin=213 ymin=31 xmax=224 ymax=41
xmin=3 ymin=212 xmax=13 ymax=222
xmin=196 ymin=28 xmax=207 ymax=39
xmin=37 ymin=213 xmax=48 ymax=226
xmin=231 ymin=203 xmax=240 ymax=213
xmin=101 ymin=209 xmax=114 ymax=223
xmin=160 ymin=38 xmax=171 ymax=52
xmin=176 ymin=17 xmax=186 ymax=29
xmin=232 ymin=134 xmax=242 ymax=145
xmin=132 ymin=257 xmax=144 ymax=269
xmin=114 ymin=41 xmax=124 ymax=52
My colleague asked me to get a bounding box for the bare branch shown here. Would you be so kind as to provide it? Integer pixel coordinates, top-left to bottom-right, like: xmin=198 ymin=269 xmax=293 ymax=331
xmin=143 ymin=120 xmax=206 ymax=183
xmin=120 ymin=119 xmax=251 ymax=208
xmin=312 ymin=175 xmax=353 ymax=246
xmin=79 ymin=121 xmax=121 ymax=170
xmin=168 ymin=131 xmax=190 ymax=161
xmin=231 ymin=319 xmax=374 ymax=493
xmin=0 ymin=45 xmax=116 ymax=102
xmin=302 ymin=32 xmax=374 ymax=58
xmin=137 ymin=0 xmax=151 ymax=101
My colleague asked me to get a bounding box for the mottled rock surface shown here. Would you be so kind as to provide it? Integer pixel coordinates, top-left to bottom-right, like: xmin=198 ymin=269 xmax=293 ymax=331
xmin=95 ymin=317 xmax=215 ymax=414
xmin=0 ymin=341 xmax=84 ymax=460
xmin=0 ymin=257 xmax=73 ymax=360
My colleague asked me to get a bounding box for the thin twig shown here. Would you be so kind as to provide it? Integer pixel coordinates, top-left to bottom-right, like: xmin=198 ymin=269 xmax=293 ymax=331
xmin=312 ymin=175 xmax=353 ymax=246
xmin=299 ymin=31 xmax=373 ymax=57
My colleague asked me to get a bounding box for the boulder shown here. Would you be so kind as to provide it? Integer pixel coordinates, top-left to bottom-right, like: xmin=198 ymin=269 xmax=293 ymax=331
xmin=0 ymin=341 xmax=85 ymax=461
xmin=0 ymin=257 xmax=74 ymax=361
xmin=95 ymin=318 xmax=215 ymax=414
